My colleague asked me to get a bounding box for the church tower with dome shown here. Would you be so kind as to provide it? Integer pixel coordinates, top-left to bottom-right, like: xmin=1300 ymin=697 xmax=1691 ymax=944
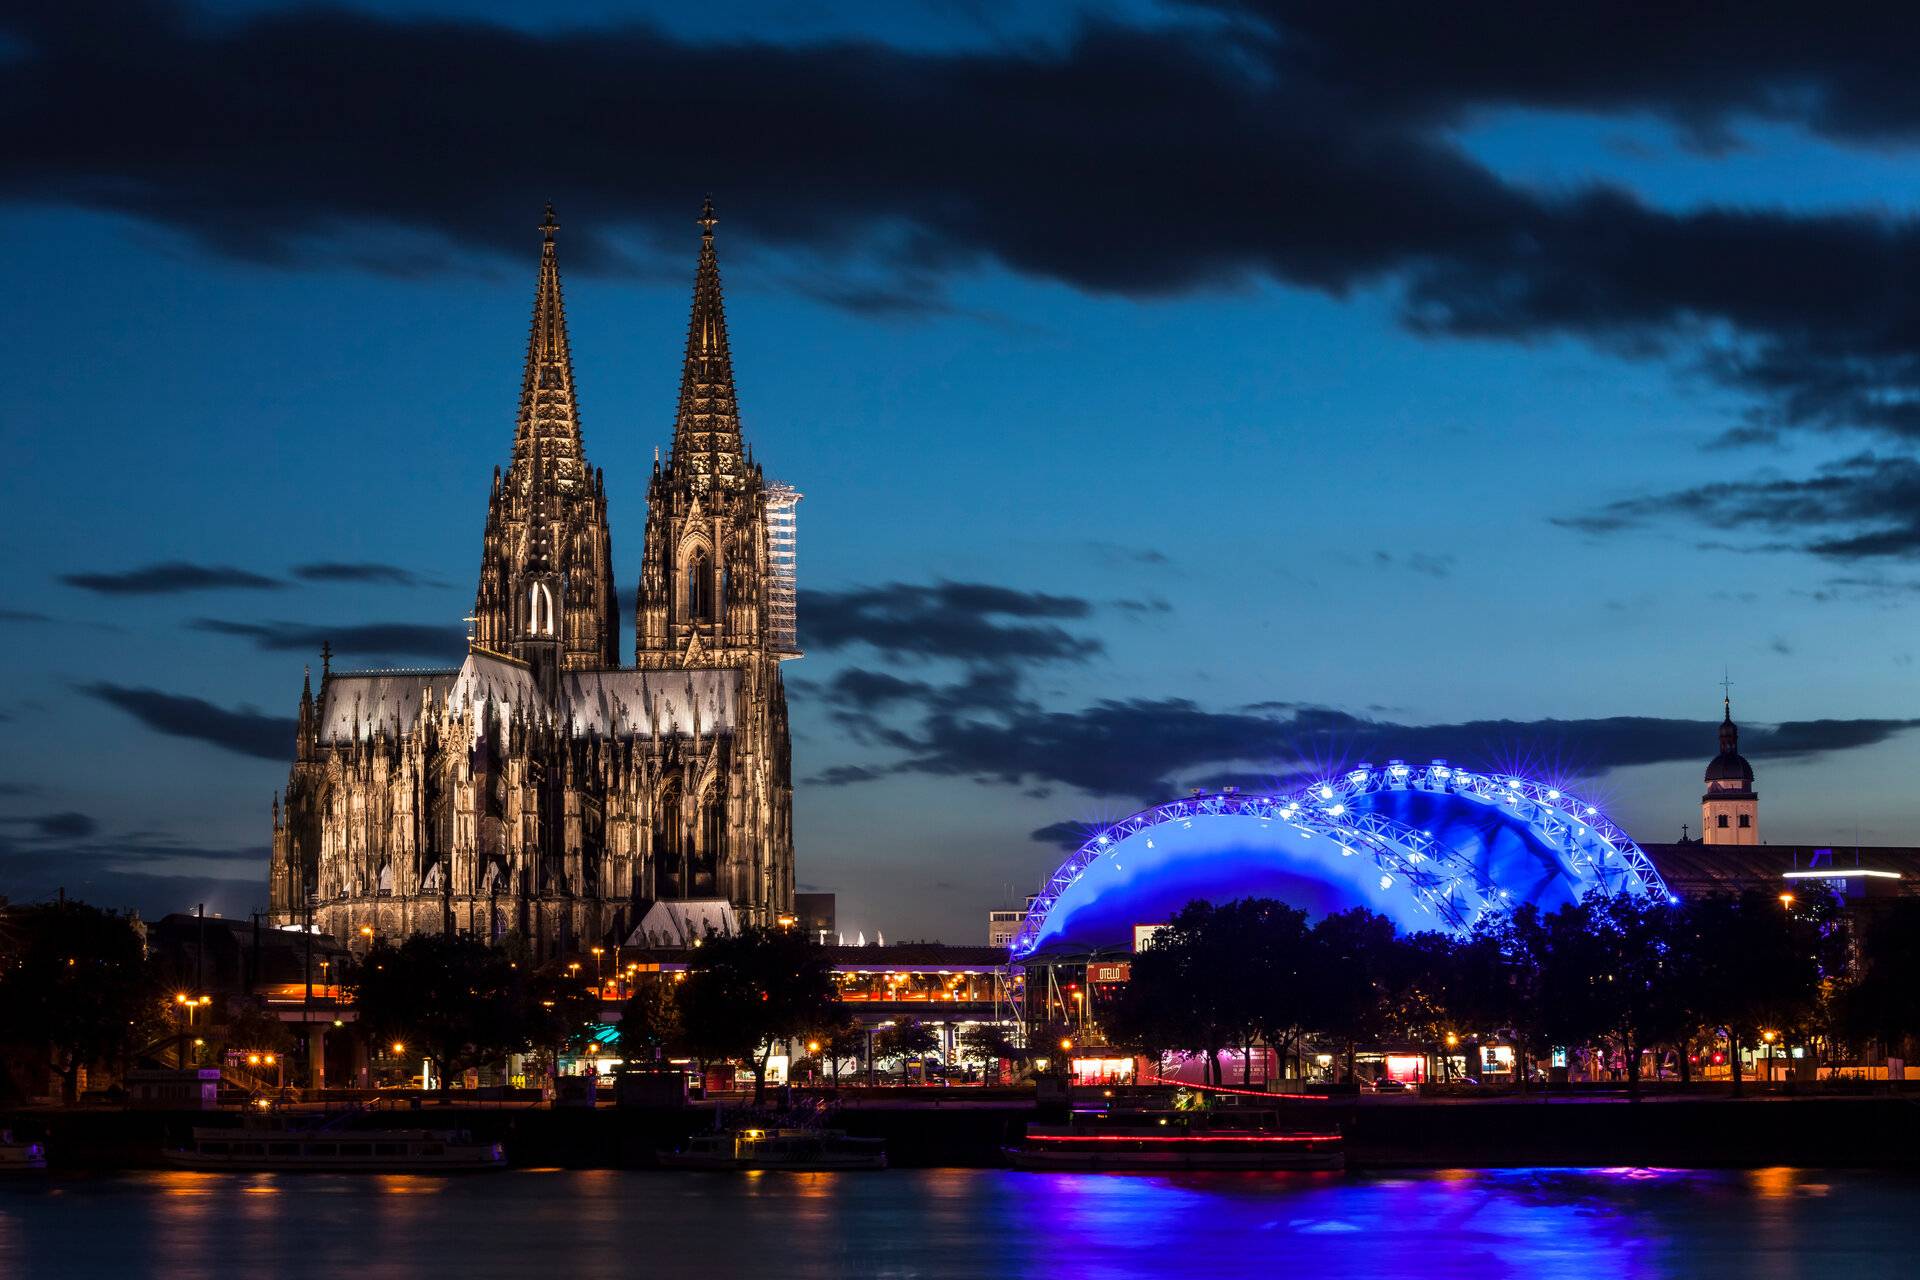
xmin=1701 ymin=695 xmax=1758 ymax=845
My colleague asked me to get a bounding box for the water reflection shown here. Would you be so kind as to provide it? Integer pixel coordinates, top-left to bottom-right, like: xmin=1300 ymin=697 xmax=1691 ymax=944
xmin=2 ymin=1168 xmax=1916 ymax=1280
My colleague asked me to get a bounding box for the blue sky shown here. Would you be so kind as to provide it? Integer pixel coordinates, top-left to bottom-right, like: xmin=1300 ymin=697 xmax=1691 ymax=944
xmin=9 ymin=2 xmax=1920 ymax=939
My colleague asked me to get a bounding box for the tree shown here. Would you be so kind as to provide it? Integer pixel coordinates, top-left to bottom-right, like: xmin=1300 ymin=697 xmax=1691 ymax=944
xmin=1688 ymin=891 xmax=1822 ymax=1095
xmin=1304 ymin=908 xmax=1400 ymax=1085
xmin=1537 ymin=889 xmax=1683 ymax=1095
xmin=1486 ymin=904 xmax=1553 ymax=1088
xmin=0 ymin=900 xmax=163 ymax=1103
xmin=614 ymin=975 xmax=685 ymax=1067
xmin=676 ymin=926 xmax=839 ymax=1103
xmin=824 ymin=1019 xmax=867 ymax=1086
xmin=875 ymin=1016 xmax=940 ymax=1077
xmin=351 ymin=934 xmax=549 ymax=1102
xmin=1230 ymin=899 xmax=1314 ymax=1085
xmin=958 ymin=1023 xmax=1016 ymax=1081
xmin=1842 ymin=897 xmax=1920 ymax=1061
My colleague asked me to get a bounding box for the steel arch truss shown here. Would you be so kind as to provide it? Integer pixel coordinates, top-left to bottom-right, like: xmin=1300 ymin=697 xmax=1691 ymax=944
xmin=1312 ymin=761 xmax=1670 ymax=904
xmin=1010 ymin=763 xmax=1670 ymax=960
xmin=1010 ymin=790 xmax=1501 ymax=959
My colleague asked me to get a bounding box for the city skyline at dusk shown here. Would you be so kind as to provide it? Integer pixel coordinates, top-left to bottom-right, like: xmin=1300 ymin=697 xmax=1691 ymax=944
xmin=13 ymin=2 xmax=1920 ymax=941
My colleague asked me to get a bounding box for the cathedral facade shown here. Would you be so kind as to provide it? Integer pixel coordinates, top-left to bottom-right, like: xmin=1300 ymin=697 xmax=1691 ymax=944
xmin=269 ymin=203 xmax=799 ymax=954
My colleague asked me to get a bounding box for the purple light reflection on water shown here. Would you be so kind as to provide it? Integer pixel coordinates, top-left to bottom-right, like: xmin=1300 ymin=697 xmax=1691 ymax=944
xmin=2 ymin=1167 xmax=1915 ymax=1279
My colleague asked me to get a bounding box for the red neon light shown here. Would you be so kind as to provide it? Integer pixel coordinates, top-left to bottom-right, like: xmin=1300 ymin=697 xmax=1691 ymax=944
xmin=1028 ymin=1133 xmax=1336 ymax=1145
xmin=1138 ymin=1073 xmax=1321 ymax=1101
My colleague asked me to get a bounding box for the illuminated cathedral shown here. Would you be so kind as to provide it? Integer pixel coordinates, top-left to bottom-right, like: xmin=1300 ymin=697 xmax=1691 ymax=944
xmin=268 ymin=203 xmax=800 ymax=954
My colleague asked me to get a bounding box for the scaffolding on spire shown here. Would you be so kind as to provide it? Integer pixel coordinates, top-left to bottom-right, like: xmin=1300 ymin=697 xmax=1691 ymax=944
xmin=764 ymin=483 xmax=802 ymax=658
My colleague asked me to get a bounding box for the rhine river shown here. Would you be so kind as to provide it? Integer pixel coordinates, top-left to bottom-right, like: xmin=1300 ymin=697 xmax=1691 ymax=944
xmin=2 ymin=1167 xmax=1913 ymax=1277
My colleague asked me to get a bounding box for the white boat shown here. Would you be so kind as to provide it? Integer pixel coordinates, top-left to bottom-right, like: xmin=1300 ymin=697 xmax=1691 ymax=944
xmin=0 ymin=1130 xmax=47 ymax=1172
xmin=1008 ymin=1108 xmax=1344 ymax=1172
xmin=164 ymin=1124 xmax=505 ymax=1172
xmin=659 ymin=1127 xmax=887 ymax=1171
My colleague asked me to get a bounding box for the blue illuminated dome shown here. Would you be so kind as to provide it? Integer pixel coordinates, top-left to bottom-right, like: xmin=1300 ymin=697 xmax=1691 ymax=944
xmin=1012 ymin=761 xmax=1669 ymax=960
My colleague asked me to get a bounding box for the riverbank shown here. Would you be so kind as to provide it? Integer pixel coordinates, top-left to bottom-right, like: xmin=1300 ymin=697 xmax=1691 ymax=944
xmin=10 ymin=1094 xmax=1920 ymax=1170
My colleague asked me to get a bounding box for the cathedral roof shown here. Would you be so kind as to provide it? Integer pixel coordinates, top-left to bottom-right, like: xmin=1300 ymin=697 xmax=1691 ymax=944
xmin=316 ymin=669 xmax=459 ymax=743
xmin=668 ymin=198 xmax=749 ymax=492
xmin=558 ymin=666 xmax=737 ymax=737
xmin=314 ymin=649 xmax=738 ymax=743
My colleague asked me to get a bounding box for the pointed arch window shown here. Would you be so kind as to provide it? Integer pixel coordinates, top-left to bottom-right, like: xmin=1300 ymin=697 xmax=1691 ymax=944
xmin=688 ymin=549 xmax=716 ymax=624
xmin=696 ymin=789 xmax=726 ymax=897
xmin=655 ymin=782 xmax=685 ymax=898
xmin=529 ymin=582 xmax=556 ymax=636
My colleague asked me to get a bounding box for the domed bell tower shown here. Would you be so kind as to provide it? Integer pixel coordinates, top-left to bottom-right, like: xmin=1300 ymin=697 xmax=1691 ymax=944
xmin=1702 ymin=695 xmax=1758 ymax=845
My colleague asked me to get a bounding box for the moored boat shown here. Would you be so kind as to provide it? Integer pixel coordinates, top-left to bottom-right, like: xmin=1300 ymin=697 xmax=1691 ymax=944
xmin=659 ymin=1127 xmax=887 ymax=1171
xmin=0 ymin=1130 xmax=47 ymax=1172
xmin=1007 ymin=1106 xmax=1343 ymax=1172
xmin=164 ymin=1123 xmax=505 ymax=1172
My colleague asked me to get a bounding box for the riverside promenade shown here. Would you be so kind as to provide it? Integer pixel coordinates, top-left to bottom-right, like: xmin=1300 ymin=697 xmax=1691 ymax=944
xmin=10 ymin=1090 xmax=1920 ymax=1171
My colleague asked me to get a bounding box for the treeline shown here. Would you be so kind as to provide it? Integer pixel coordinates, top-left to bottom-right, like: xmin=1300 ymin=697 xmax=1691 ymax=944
xmin=1106 ymin=890 xmax=1920 ymax=1092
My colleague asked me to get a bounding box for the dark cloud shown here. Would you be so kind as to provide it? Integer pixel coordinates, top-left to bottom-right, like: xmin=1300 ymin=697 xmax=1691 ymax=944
xmin=801 ymin=582 xmax=1099 ymax=665
xmin=832 ymin=695 xmax=1920 ymax=803
xmin=807 ymin=764 xmax=892 ymax=787
xmin=79 ymin=682 xmax=293 ymax=760
xmin=289 ymin=562 xmax=432 ymax=587
xmin=1029 ymin=820 xmax=1093 ymax=852
xmin=1205 ymin=2 xmax=1920 ymax=144
xmin=1111 ymin=597 xmax=1173 ymax=615
xmin=822 ymin=669 xmax=939 ymax=711
xmin=0 ymin=608 xmax=55 ymax=623
xmin=32 ymin=811 xmax=97 ymax=840
xmin=1560 ymin=452 xmax=1920 ymax=560
xmin=190 ymin=617 xmax=466 ymax=659
xmin=0 ymin=847 xmax=263 ymax=919
xmin=60 ymin=560 xmax=283 ymax=595
xmin=13 ymin=2 xmax=1920 ymax=456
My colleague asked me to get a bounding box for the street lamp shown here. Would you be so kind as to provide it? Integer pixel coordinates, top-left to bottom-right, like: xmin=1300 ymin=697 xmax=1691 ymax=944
xmin=175 ymin=993 xmax=211 ymax=1066
xmin=1762 ymin=1029 xmax=1778 ymax=1083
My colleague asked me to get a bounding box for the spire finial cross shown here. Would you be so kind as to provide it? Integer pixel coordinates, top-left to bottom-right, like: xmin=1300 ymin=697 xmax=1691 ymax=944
xmin=540 ymin=203 xmax=559 ymax=243
xmin=698 ymin=195 xmax=717 ymax=238
xmin=1720 ymin=669 xmax=1734 ymax=718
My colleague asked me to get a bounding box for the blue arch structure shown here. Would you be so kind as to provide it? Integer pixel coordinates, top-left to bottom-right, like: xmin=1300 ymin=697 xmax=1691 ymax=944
xmin=1010 ymin=761 xmax=1671 ymax=961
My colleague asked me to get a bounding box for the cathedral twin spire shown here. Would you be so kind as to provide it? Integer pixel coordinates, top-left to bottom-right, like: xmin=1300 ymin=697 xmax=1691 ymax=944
xmin=670 ymin=197 xmax=750 ymax=492
xmin=476 ymin=199 xmax=764 ymax=675
xmin=514 ymin=204 xmax=587 ymax=487
xmin=469 ymin=205 xmax=617 ymax=672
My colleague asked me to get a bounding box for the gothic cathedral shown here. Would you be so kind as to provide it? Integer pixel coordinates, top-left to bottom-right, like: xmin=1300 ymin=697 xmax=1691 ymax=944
xmin=269 ymin=203 xmax=799 ymax=954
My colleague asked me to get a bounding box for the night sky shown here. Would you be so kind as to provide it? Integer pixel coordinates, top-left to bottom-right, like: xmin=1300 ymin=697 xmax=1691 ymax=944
xmin=9 ymin=1 xmax=1920 ymax=941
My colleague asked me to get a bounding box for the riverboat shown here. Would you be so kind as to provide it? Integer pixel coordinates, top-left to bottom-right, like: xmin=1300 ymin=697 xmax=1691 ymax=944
xmin=659 ymin=1127 xmax=887 ymax=1171
xmin=0 ymin=1131 xmax=47 ymax=1172
xmin=1007 ymin=1109 xmax=1344 ymax=1172
xmin=164 ymin=1123 xmax=505 ymax=1172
